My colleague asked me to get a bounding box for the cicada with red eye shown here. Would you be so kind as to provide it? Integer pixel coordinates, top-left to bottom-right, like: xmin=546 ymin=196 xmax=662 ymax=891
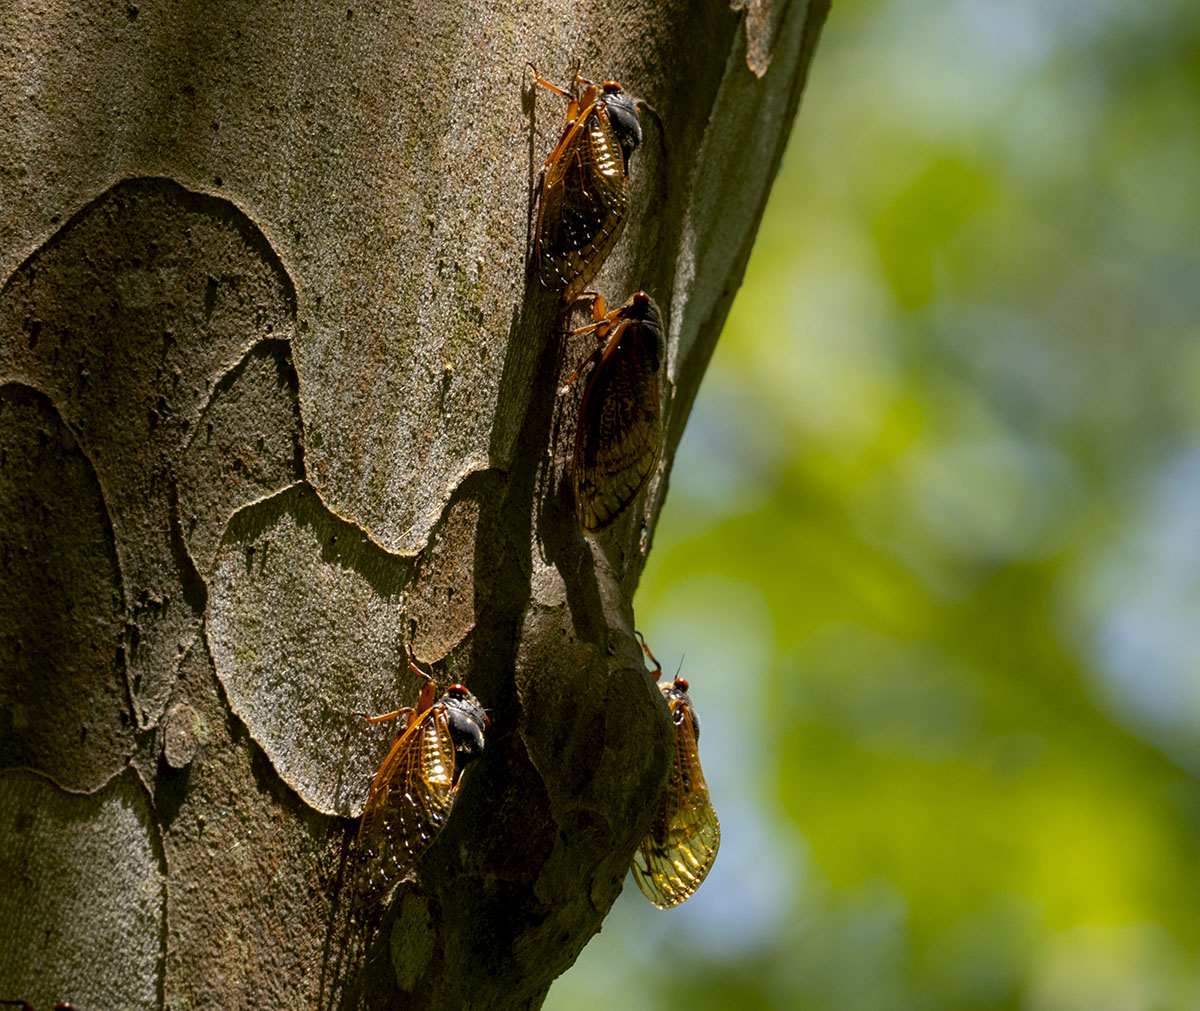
xmin=631 ymin=635 xmax=720 ymax=909
xmin=561 ymin=291 xmax=664 ymax=534
xmin=356 ymin=652 xmax=488 ymax=902
xmin=528 ymin=65 xmax=642 ymax=300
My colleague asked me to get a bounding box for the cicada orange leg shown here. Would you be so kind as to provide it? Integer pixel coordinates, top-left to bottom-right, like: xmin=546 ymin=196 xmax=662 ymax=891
xmin=358 ymin=651 xmax=437 ymax=733
xmin=558 ymin=292 xmax=615 ymax=394
xmin=527 ymin=63 xmax=600 ymax=130
xmin=635 ymin=629 xmax=662 ymax=677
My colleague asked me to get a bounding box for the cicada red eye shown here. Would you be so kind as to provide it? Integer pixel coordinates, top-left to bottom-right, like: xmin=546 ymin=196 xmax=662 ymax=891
xmin=631 ymin=637 xmax=721 ymax=909
xmin=356 ymin=658 xmax=488 ymax=903
xmin=567 ymin=291 xmax=665 ymax=534
xmin=528 ymin=66 xmax=643 ymax=300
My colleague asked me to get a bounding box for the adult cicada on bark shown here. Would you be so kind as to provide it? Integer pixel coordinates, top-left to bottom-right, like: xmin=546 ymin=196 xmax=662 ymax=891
xmin=529 ymin=66 xmax=642 ymax=300
xmin=562 ymin=291 xmax=664 ymax=534
xmin=356 ymin=652 xmax=488 ymax=903
xmin=631 ymin=635 xmax=721 ymax=909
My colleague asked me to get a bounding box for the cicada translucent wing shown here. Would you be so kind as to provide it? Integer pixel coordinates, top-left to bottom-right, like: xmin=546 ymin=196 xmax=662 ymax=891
xmin=529 ymin=67 xmax=642 ymax=299
xmin=356 ymin=655 xmax=488 ymax=902
xmin=565 ymin=291 xmax=664 ymax=534
xmin=631 ymin=638 xmax=720 ymax=909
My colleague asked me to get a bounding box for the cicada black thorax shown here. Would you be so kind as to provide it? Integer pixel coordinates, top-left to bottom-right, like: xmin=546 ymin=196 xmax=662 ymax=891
xmin=440 ymin=685 xmax=488 ymax=784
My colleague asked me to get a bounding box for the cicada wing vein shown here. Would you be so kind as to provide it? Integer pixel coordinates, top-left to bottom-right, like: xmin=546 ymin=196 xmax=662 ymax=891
xmin=573 ymin=315 xmax=662 ymax=533
xmin=357 ymin=706 xmax=459 ymax=901
xmin=631 ymin=699 xmax=721 ymax=909
xmin=535 ymin=101 xmax=631 ymax=296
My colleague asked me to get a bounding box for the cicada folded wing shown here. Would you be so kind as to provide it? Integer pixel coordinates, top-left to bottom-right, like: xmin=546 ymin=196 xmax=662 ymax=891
xmin=357 ymin=706 xmax=458 ymax=901
xmin=356 ymin=674 xmax=487 ymax=903
xmin=632 ymin=676 xmax=721 ymax=909
xmin=572 ymin=292 xmax=665 ymax=534
xmin=531 ymin=71 xmax=642 ymax=299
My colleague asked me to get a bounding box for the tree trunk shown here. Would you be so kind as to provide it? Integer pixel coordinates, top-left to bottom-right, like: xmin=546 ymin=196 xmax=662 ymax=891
xmin=0 ymin=1 xmax=827 ymax=1007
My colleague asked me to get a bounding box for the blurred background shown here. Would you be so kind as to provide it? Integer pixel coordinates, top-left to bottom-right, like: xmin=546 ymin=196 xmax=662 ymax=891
xmin=547 ymin=0 xmax=1200 ymax=1007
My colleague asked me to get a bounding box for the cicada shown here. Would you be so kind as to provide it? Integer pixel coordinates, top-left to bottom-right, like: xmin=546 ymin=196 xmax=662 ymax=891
xmin=631 ymin=636 xmax=720 ymax=909
xmin=562 ymin=291 xmax=665 ymax=534
xmin=529 ymin=66 xmax=642 ymax=299
xmin=356 ymin=653 xmax=488 ymax=902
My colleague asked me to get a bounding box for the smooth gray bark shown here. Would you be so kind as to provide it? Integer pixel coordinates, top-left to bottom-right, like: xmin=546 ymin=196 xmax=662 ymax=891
xmin=0 ymin=1 xmax=828 ymax=1007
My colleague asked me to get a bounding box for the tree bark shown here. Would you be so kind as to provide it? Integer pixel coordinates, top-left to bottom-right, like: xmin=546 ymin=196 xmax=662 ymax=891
xmin=0 ymin=1 xmax=828 ymax=1007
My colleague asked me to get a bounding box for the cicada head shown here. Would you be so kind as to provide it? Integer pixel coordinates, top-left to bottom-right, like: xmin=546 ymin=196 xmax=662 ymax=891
xmin=660 ymin=676 xmax=698 ymax=740
xmin=442 ymin=683 xmax=488 ymax=780
xmin=598 ymin=80 xmax=642 ymax=170
xmin=623 ymin=291 xmax=664 ymax=371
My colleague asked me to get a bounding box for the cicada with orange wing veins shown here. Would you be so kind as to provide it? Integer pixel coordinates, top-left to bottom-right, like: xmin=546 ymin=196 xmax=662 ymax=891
xmin=529 ymin=65 xmax=642 ymax=300
xmin=355 ymin=651 xmax=488 ymax=902
xmin=562 ymin=291 xmax=665 ymax=534
xmin=631 ymin=635 xmax=720 ymax=909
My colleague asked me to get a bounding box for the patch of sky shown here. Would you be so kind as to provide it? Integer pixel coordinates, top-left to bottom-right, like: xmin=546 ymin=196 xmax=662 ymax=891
xmin=1069 ymin=445 xmax=1200 ymax=767
xmin=667 ymin=378 xmax=782 ymax=532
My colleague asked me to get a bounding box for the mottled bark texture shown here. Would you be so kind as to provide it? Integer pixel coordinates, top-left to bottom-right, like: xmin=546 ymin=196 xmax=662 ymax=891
xmin=0 ymin=1 xmax=827 ymax=1007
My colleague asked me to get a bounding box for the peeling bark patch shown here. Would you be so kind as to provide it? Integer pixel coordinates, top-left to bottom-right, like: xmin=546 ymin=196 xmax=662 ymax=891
xmin=0 ymin=383 xmax=134 ymax=791
xmin=162 ymin=701 xmax=201 ymax=769
xmin=0 ymin=176 xmax=297 ymax=728
xmin=162 ymin=641 xmax=353 ymax=1009
xmin=207 ymin=482 xmax=415 ymax=816
xmin=177 ymin=338 xmax=306 ymax=576
xmin=731 ymin=0 xmax=776 ymax=77
xmin=0 ymin=768 xmax=164 ymax=1009
xmin=407 ymin=468 xmax=506 ymax=660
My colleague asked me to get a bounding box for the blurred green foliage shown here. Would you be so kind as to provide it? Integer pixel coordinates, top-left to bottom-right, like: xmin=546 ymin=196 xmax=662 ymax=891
xmin=547 ymin=0 xmax=1200 ymax=1007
